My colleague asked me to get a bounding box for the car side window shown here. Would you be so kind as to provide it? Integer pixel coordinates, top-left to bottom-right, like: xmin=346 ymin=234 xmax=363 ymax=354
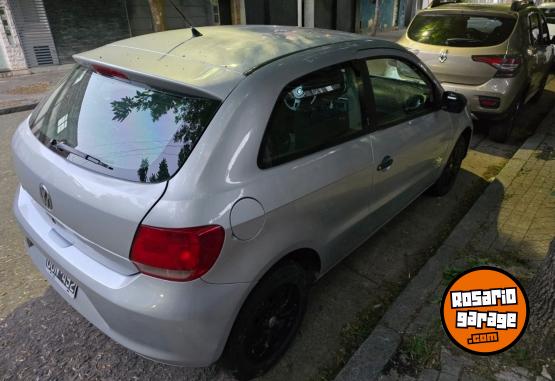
xmin=539 ymin=13 xmax=551 ymax=41
xmin=259 ymin=64 xmax=364 ymax=168
xmin=529 ymin=12 xmax=542 ymax=45
xmin=365 ymin=58 xmax=434 ymax=129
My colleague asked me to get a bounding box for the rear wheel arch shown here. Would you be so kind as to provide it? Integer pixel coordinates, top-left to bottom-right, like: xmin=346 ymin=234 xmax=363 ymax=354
xmin=226 ymin=247 xmax=321 ymax=340
xmin=221 ymin=254 xmax=313 ymax=379
xmin=276 ymin=248 xmax=322 ymax=283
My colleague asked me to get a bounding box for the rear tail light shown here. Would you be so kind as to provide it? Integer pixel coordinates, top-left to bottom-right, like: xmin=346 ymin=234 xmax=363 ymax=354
xmin=472 ymin=55 xmax=522 ymax=78
xmin=479 ymin=96 xmax=501 ymax=109
xmin=91 ymin=64 xmax=128 ymax=80
xmin=130 ymin=225 xmax=225 ymax=281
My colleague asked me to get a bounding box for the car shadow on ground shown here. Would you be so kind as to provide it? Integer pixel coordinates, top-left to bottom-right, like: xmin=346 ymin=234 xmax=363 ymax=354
xmin=0 ymin=168 xmax=492 ymax=381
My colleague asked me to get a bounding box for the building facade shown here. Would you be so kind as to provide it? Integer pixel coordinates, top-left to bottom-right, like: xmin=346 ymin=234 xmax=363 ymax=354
xmin=0 ymin=0 xmax=29 ymax=73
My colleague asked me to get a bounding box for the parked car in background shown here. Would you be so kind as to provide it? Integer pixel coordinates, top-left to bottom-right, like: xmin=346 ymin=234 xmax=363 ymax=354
xmin=398 ymin=0 xmax=554 ymax=143
xmin=539 ymin=2 xmax=555 ymax=38
xmin=12 ymin=26 xmax=471 ymax=380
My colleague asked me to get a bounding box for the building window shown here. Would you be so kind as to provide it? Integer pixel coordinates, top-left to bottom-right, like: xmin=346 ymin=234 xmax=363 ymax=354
xmin=0 ymin=7 xmax=14 ymax=45
xmin=212 ymin=0 xmax=220 ymax=24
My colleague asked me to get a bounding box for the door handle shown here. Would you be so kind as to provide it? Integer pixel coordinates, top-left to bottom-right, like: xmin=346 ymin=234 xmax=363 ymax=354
xmin=377 ymin=155 xmax=394 ymax=172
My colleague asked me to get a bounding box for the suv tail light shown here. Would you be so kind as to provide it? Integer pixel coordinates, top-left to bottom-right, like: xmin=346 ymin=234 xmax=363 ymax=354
xmin=472 ymin=55 xmax=522 ymax=78
xmin=479 ymin=96 xmax=501 ymax=109
xmin=130 ymin=225 xmax=225 ymax=281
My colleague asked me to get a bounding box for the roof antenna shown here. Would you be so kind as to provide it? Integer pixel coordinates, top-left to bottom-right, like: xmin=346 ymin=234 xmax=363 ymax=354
xmin=168 ymin=0 xmax=203 ymax=37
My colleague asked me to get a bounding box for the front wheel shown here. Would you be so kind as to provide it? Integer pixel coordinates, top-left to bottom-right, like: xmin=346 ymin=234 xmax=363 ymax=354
xmin=428 ymin=136 xmax=467 ymax=197
xmin=221 ymin=261 xmax=308 ymax=381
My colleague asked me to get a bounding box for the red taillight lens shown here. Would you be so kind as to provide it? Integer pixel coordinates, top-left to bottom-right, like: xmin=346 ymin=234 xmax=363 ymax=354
xmin=472 ymin=55 xmax=522 ymax=78
xmin=130 ymin=225 xmax=225 ymax=281
xmin=479 ymin=96 xmax=501 ymax=109
xmin=91 ymin=64 xmax=128 ymax=80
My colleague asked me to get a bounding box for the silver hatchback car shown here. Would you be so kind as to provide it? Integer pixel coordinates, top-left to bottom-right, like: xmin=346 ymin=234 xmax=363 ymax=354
xmin=12 ymin=26 xmax=472 ymax=380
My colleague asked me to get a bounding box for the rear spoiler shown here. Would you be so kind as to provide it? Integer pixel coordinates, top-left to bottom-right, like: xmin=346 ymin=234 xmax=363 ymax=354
xmin=73 ymin=54 xmax=222 ymax=101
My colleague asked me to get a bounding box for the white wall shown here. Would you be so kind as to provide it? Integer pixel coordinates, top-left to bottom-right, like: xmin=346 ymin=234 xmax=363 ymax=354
xmin=0 ymin=0 xmax=28 ymax=71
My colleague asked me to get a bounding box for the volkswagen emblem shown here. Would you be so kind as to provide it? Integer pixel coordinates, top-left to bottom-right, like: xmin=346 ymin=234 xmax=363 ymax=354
xmin=39 ymin=184 xmax=53 ymax=211
xmin=439 ymin=49 xmax=448 ymax=63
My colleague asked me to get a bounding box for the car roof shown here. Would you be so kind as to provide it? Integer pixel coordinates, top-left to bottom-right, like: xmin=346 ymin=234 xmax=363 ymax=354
xmin=421 ymin=3 xmax=519 ymax=16
xmin=74 ymin=25 xmax=387 ymax=100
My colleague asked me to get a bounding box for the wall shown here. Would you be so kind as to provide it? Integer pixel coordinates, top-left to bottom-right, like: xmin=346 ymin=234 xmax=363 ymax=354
xmin=336 ymin=0 xmax=356 ymax=32
xmin=0 ymin=0 xmax=27 ymax=71
xmin=314 ymin=0 xmax=336 ymax=29
xmin=126 ymin=0 xmax=216 ymax=36
xmin=359 ymin=0 xmax=407 ymax=33
xmin=43 ymin=0 xmax=130 ymax=64
xmin=244 ymin=0 xmax=297 ymax=25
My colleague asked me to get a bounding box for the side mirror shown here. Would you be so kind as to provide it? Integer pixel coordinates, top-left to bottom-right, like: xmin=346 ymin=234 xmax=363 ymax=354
xmin=441 ymin=91 xmax=467 ymax=114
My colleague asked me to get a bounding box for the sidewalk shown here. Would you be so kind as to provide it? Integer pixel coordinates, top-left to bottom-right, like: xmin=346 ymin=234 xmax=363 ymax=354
xmin=0 ymin=64 xmax=73 ymax=115
xmin=336 ymin=107 xmax=555 ymax=380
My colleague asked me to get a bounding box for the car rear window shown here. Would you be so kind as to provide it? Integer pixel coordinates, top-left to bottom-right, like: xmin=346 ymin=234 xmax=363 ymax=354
xmin=30 ymin=66 xmax=220 ymax=183
xmin=540 ymin=8 xmax=555 ymax=24
xmin=408 ymin=13 xmax=516 ymax=47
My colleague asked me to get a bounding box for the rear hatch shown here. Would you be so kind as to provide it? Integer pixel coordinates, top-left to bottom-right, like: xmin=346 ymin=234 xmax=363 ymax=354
xmin=12 ymin=66 xmax=220 ymax=274
xmin=404 ymin=10 xmax=517 ymax=85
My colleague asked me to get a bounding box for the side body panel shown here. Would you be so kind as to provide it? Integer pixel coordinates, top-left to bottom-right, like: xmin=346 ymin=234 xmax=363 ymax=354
xmin=146 ymin=42 xmax=469 ymax=286
xmin=145 ymin=41 xmax=378 ymax=284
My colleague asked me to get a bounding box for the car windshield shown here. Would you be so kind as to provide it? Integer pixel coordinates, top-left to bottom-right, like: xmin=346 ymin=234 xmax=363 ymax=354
xmin=540 ymin=7 xmax=555 ymax=24
xmin=30 ymin=66 xmax=221 ymax=183
xmin=408 ymin=13 xmax=516 ymax=47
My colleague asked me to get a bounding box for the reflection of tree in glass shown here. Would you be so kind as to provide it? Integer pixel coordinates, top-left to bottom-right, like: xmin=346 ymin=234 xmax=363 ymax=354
xmin=149 ymin=158 xmax=170 ymax=183
xmin=111 ymin=90 xmax=219 ymax=183
xmin=138 ymin=158 xmax=149 ymax=182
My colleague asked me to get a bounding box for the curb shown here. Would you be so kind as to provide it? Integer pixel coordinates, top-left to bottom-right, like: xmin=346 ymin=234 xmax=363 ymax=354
xmin=334 ymin=111 xmax=554 ymax=381
xmin=0 ymin=103 xmax=37 ymax=116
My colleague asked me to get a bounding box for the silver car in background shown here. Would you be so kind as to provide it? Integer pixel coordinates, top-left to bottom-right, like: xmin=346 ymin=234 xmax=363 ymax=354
xmin=12 ymin=26 xmax=472 ymax=380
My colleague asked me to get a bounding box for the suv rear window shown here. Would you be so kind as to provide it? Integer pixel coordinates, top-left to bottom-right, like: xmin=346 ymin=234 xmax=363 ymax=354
xmin=408 ymin=13 xmax=516 ymax=47
xmin=30 ymin=66 xmax=220 ymax=183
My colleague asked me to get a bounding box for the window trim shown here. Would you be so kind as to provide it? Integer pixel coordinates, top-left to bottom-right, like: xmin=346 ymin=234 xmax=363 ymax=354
xmin=257 ymin=61 xmax=371 ymax=170
xmin=528 ymin=11 xmax=542 ymax=46
xmin=359 ymin=55 xmax=441 ymax=132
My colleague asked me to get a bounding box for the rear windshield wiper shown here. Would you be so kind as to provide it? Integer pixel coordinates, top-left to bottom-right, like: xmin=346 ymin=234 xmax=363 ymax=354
xmin=50 ymin=139 xmax=114 ymax=170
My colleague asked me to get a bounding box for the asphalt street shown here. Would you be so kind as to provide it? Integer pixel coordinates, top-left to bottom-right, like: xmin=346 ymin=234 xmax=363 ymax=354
xmin=1 ymin=76 xmax=554 ymax=381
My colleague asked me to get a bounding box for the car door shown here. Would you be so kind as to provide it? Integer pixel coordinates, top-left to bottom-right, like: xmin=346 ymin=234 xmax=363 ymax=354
xmin=527 ymin=11 xmax=549 ymax=97
xmin=539 ymin=12 xmax=554 ymax=71
xmin=358 ymin=52 xmax=453 ymax=228
xmin=257 ymin=61 xmax=376 ymax=267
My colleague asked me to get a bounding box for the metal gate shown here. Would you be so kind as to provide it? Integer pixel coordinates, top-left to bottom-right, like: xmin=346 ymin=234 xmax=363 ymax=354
xmin=8 ymin=0 xmax=58 ymax=66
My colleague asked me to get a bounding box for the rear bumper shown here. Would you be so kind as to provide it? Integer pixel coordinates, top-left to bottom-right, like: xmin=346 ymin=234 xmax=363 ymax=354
xmin=442 ymin=75 xmax=525 ymax=120
xmin=13 ymin=186 xmax=250 ymax=367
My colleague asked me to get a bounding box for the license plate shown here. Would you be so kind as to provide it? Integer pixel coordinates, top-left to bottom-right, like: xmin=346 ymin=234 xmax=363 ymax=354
xmin=46 ymin=258 xmax=78 ymax=298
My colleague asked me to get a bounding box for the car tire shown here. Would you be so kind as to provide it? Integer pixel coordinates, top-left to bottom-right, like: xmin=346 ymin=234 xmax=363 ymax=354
xmin=530 ymin=78 xmax=547 ymax=104
xmin=488 ymin=97 xmax=522 ymax=143
xmin=428 ymin=136 xmax=467 ymax=197
xmin=221 ymin=260 xmax=308 ymax=381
